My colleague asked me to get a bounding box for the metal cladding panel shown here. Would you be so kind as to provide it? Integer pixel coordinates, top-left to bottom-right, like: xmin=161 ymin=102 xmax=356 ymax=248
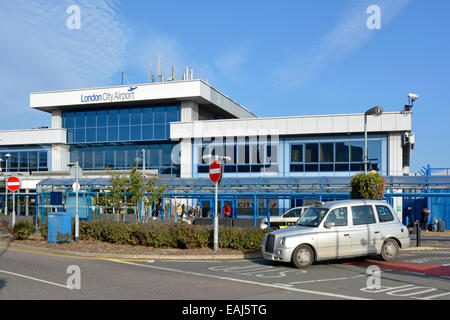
xmin=47 ymin=213 xmax=72 ymax=243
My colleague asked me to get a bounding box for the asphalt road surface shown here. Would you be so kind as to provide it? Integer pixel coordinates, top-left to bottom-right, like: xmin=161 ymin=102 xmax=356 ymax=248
xmin=0 ymin=245 xmax=449 ymax=301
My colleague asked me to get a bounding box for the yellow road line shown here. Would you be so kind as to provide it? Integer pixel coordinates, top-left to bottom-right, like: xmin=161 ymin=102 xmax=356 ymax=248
xmin=0 ymin=244 xmax=149 ymax=262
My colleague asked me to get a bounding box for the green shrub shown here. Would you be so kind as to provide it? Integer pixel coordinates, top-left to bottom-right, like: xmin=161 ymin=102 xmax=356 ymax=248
xmin=40 ymin=221 xmax=48 ymax=241
xmin=1 ymin=220 xmax=12 ymax=234
xmin=56 ymin=232 xmax=72 ymax=243
xmin=76 ymin=220 xmax=267 ymax=251
xmin=13 ymin=221 xmax=35 ymax=240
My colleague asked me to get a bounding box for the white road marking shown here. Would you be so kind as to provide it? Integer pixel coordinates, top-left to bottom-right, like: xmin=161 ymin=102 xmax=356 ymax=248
xmin=0 ymin=269 xmax=68 ymax=289
xmin=109 ymin=260 xmax=370 ymax=300
xmin=415 ymin=292 xmax=450 ymax=300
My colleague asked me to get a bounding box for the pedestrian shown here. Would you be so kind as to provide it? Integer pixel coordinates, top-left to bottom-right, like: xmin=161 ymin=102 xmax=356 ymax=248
xmin=188 ymin=206 xmax=195 ymax=218
xmin=176 ymin=202 xmax=182 ymax=218
xmin=194 ymin=203 xmax=201 ymax=218
xmin=182 ymin=203 xmax=187 ymax=218
xmin=155 ymin=201 xmax=161 ymax=217
xmin=421 ymin=208 xmax=430 ymax=231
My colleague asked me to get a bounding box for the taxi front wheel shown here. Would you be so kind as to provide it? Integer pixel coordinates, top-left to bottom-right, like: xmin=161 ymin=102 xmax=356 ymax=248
xmin=292 ymin=244 xmax=314 ymax=268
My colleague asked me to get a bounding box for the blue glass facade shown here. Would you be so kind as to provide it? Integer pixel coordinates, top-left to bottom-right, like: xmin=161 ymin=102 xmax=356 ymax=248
xmin=70 ymin=143 xmax=179 ymax=176
xmin=193 ymin=135 xmax=387 ymax=177
xmin=0 ymin=147 xmax=49 ymax=173
xmin=63 ymin=104 xmax=181 ymax=175
xmin=62 ymin=104 xmax=180 ymax=144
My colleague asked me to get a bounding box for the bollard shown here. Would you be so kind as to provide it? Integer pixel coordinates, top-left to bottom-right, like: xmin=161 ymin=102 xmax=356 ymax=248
xmin=414 ymin=220 xmax=421 ymax=247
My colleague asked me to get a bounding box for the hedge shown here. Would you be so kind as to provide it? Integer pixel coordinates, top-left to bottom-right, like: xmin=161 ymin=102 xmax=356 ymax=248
xmin=76 ymin=221 xmax=269 ymax=251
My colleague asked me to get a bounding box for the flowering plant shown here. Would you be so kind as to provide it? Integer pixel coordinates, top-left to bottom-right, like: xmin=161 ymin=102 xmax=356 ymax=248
xmin=350 ymin=171 xmax=386 ymax=200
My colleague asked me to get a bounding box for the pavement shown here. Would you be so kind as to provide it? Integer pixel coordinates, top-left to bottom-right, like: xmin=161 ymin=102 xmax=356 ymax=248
xmin=1 ymin=231 xmax=449 ymax=261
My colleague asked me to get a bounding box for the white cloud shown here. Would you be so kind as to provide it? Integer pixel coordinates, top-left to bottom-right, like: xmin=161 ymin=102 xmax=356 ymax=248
xmin=0 ymin=0 xmax=131 ymax=128
xmin=272 ymin=0 xmax=409 ymax=90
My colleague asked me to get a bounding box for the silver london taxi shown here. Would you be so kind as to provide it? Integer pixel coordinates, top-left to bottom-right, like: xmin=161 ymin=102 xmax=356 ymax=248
xmin=261 ymin=200 xmax=410 ymax=268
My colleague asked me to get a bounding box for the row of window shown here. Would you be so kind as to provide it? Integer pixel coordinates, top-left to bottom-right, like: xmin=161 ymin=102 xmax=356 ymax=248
xmin=63 ymin=105 xmax=180 ymax=144
xmin=0 ymin=151 xmax=48 ymax=172
xmin=70 ymin=143 xmax=179 ymax=175
xmin=324 ymin=205 xmax=394 ymax=227
xmin=290 ymin=140 xmax=381 ymax=173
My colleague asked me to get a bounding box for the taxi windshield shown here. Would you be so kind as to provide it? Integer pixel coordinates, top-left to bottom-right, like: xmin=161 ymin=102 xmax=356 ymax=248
xmin=296 ymin=207 xmax=329 ymax=227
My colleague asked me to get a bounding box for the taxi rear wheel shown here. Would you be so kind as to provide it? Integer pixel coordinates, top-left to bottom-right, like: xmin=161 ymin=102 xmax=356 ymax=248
xmin=292 ymin=244 xmax=314 ymax=268
xmin=380 ymin=238 xmax=399 ymax=261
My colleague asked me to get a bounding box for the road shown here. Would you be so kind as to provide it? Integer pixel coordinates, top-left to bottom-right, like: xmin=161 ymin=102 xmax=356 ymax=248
xmin=0 ymin=245 xmax=449 ymax=302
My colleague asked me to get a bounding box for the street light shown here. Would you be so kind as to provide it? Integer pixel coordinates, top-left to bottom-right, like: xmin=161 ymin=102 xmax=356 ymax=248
xmin=68 ymin=162 xmax=81 ymax=242
xmin=203 ymin=154 xmax=231 ymax=252
xmin=364 ymin=106 xmax=383 ymax=174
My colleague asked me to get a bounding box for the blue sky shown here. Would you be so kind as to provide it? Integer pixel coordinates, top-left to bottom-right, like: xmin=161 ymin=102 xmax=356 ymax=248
xmin=0 ymin=0 xmax=449 ymax=173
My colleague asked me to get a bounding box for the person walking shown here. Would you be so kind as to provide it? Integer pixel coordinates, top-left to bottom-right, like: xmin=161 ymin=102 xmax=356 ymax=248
xmin=421 ymin=208 xmax=430 ymax=231
xmin=182 ymin=203 xmax=187 ymax=218
xmin=194 ymin=203 xmax=201 ymax=218
xmin=176 ymin=203 xmax=182 ymax=219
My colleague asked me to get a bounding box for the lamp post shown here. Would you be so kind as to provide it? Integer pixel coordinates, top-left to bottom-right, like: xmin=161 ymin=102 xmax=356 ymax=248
xmin=364 ymin=106 xmax=383 ymax=174
xmin=4 ymin=154 xmax=10 ymax=215
xmin=203 ymin=154 xmax=231 ymax=252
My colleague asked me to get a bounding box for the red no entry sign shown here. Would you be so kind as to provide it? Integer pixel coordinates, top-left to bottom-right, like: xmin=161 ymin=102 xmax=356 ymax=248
xmin=209 ymin=159 xmax=222 ymax=184
xmin=6 ymin=176 xmax=21 ymax=192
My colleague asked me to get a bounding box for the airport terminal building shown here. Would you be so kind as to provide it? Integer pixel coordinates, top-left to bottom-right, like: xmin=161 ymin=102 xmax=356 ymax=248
xmin=1 ymin=79 xmax=442 ymax=227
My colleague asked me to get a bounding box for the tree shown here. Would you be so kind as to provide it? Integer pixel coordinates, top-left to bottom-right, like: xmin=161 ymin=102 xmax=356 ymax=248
xmin=350 ymin=170 xmax=386 ymax=200
xmin=102 ymin=168 xmax=128 ymax=220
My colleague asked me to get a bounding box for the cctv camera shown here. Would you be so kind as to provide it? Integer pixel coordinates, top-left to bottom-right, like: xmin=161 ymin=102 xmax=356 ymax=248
xmin=408 ymin=93 xmax=419 ymax=101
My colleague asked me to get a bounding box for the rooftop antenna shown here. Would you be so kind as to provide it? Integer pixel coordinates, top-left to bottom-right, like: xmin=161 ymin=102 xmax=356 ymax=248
xmin=106 ymin=44 xmax=131 ymax=86
xmin=157 ymin=54 xmax=163 ymax=82
xmin=167 ymin=66 xmax=175 ymax=81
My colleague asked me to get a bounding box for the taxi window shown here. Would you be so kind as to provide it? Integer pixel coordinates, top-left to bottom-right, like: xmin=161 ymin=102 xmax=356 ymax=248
xmin=284 ymin=209 xmax=301 ymax=218
xmin=326 ymin=207 xmax=348 ymax=226
xmin=376 ymin=205 xmax=395 ymax=223
xmin=351 ymin=205 xmax=376 ymax=225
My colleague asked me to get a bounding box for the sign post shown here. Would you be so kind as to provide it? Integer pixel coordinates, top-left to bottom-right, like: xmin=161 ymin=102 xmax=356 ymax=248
xmin=6 ymin=176 xmax=21 ymax=227
xmin=69 ymin=163 xmax=83 ymax=242
xmin=209 ymin=159 xmax=222 ymax=252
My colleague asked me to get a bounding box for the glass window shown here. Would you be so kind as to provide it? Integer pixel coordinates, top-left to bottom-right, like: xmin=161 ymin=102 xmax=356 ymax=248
xmin=335 ymin=142 xmax=349 ymax=162
xmin=130 ymin=108 xmax=141 ymax=125
xmin=119 ymin=109 xmax=130 ymax=126
xmin=75 ymin=112 xmax=85 ymax=127
xmin=63 ymin=112 xmax=75 ymax=128
xmin=326 ymin=207 xmax=348 ymax=226
xmin=305 ymin=143 xmax=318 ymax=163
xmin=29 ymin=152 xmax=38 ymax=169
xmin=75 ymin=128 xmax=85 ymax=143
xmin=97 ymin=110 xmax=107 ymax=127
xmin=161 ymin=144 xmax=172 ymax=166
xmin=38 ymin=151 xmax=47 ymax=168
xmin=142 ymin=125 xmax=153 ymax=140
xmin=83 ymin=150 xmax=94 ymax=169
xmin=85 ymin=111 xmax=96 ymax=127
xmin=320 ymin=143 xmax=333 ymax=163
xmin=97 ymin=127 xmax=107 ymax=142
xmin=19 ymin=152 xmax=28 ymax=169
xmin=296 ymin=207 xmax=329 ymax=227
xmin=116 ymin=148 xmax=126 ymax=169
xmin=150 ymin=145 xmax=161 ymax=166
xmin=86 ymin=128 xmax=96 ymax=142
xmin=166 ymin=106 xmax=179 ymax=123
xmin=130 ymin=125 xmax=141 ymax=141
xmin=350 ymin=141 xmax=364 ymax=162
xmin=105 ymin=150 xmax=114 ymax=169
xmin=154 ymin=124 xmax=165 ymax=140
xmin=119 ymin=126 xmax=129 ymax=141
xmin=154 ymin=107 xmax=165 ymax=124
xmin=107 ymin=126 xmax=118 ymax=142
xmin=142 ymin=108 xmax=153 ymax=125
xmin=284 ymin=208 xmax=302 ymax=218
xmin=352 ymin=205 xmax=376 ymax=225
xmin=376 ymin=205 xmax=395 ymax=223
xmin=291 ymin=144 xmax=303 ymax=162
xmin=108 ymin=110 xmax=118 ymax=126
xmin=94 ymin=150 xmax=104 ymax=169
